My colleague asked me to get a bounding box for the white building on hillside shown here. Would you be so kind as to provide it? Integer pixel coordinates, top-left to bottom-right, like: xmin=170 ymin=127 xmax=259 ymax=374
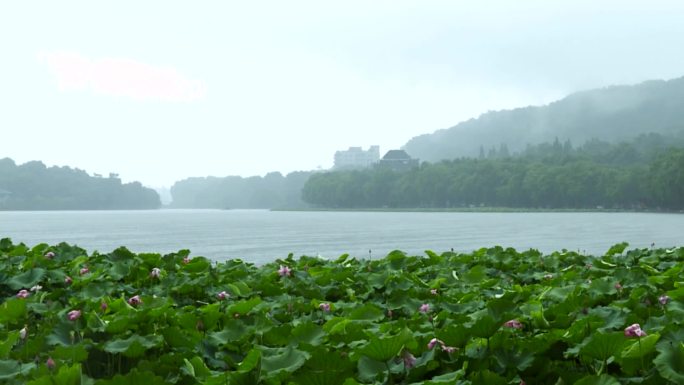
xmin=334 ymin=146 xmax=380 ymax=169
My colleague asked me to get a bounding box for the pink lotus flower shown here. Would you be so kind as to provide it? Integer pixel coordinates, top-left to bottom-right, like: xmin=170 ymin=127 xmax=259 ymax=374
xmin=615 ymin=282 xmax=623 ymax=290
xmin=624 ymin=323 xmax=646 ymax=338
xmin=150 ymin=267 xmax=161 ymax=278
xmin=427 ymin=338 xmax=443 ymax=350
xmin=16 ymin=289 xmax=30 ymax=299
xmin=319 ymin=303 xmax=331 ymax=312
xmin=100 ymin=302 xmax=108 ymax=311
xmin=430 ymin=289 xmax=438 ymax=295
xmin=46 ymin=357 xmax=56 ymax=370
xmin=64 ymin=276 xmax=73 ymax=284
xmin=544 ymin=274 xmax=553 ymax=280
xmin=128 ymin=295 xmax=142 ymax=306
xmin=441 ymin=345 xmax=457 ymax=354
xmin=419 ymin=303 xmax=430 ymax=313
xmin=67 ymin=310 xmax=81 ymax=321
xmin=44 ymin=251 xmax=55 ymax=259
xmin=182 ymin=257 xmax=190 ymax=264
xmin=217 ymin=291 xmax=229 ymax=300
xmin=659 ymin=295 xmax=671 ymax=305
xmin=504 ymin=319 xmax=523 ymax=329
xmin=79 ymin=267 xmax=89 ymax=275
xmin=278 ymin=265 xmax=292 ymax=277
xmin=20 ymin=326 xmax=27 ymax=340
xmin=402 ymin=350 xmax=417 ymax=369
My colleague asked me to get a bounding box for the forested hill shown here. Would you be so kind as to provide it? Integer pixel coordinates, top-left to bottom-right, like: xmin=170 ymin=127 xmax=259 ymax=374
xmin=0 ymin=158 xmax=160 ymax=210
xmin=403 ymin=76 xmax=684 ymax=162
xmin=170 ymin=171 xmax=313 ymax=209
xmin=302 ymin=135 xmax=684 ymax=210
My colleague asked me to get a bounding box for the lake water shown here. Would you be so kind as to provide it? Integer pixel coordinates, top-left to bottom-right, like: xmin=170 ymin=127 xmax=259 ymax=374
xmin=0 ymin=209 xmax=682 ymax=264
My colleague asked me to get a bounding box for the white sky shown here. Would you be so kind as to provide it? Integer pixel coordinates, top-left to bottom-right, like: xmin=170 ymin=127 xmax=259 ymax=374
xmin=2 ymin=1 xmax=684 ymax=187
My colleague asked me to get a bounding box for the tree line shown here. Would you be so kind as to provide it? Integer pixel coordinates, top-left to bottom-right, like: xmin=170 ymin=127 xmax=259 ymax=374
xmin=170 ymin=171 xmax=313 ymax=209
xmin=302 ymin=135 xmax=684 ymax=210
xmin=0 ymin=158 xmax=160 ymax=210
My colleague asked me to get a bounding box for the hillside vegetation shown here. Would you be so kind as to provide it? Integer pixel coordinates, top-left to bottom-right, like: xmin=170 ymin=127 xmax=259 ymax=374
xmin=0 ymin=158 xmax=160 ymax=210
xmin=404 ymin=77 xmax=684 ymax=162
xmin=170 ymin=171 xmax=312 ymax=209
xmin=303 ymin=135 xmax=684 ymax=210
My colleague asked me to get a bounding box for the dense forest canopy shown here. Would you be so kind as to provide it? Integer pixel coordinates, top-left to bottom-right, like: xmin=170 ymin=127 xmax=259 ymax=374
xmin=404 ymin=77 xmax=684 ymax=162
xmin=0 ymin=158 xmax=160 ymax=210
xmin=302 ymin=134 xmax=684 ymax=210
xmin=170 ymin=171 xmax=313 ymax=209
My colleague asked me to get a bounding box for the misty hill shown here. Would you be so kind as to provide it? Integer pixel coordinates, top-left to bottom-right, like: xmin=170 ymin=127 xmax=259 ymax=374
xmin=404 ymin=76 xmax=684 ymax=162
xmin=170 ymin=171 xmax=313 ymax=209
xmin=0 ymin=158 xmax=160 ymax=210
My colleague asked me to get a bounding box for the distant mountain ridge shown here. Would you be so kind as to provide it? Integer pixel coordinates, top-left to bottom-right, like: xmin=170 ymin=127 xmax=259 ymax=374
xmin=403 ymin=76 xmax=684 ymax=162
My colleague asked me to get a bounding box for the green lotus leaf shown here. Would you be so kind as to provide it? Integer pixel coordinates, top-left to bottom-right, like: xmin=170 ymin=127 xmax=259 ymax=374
xmin=237 ymin=349 xmax=261 ymax=373
xmin=348 ymin=303 xmax=384 ymax=321
xmin=259 ymin=345 xmax=310 ymax=378
xmin=579 ymin=332 xmax=626 ymax=361
xmin=357 ymin=355 xmax=387 ymax=382
xmin=227 ymin=297 xmax=262 ymax=315
xmin=621 ymin=333 xmax=659 ymax=358
xmin=51 ymin=344 xmax=89 ymax=362
xmin=469 ymin=369 xmax=507 ymax=385
xmin=573 ymin=374 xmax=620 ymax=385
xmin=358 ymin=328 xmax=414 ymax=362
xmin=162 ymin=326 xmax=199 ymax=350
xmin=53 ymin=363 xmax=81 ymax=385
xmin=0 ymin=332 xmax=19 ymax=359
xmin=290 ymin=321 xmax=325 ymax=346
xmin=103 ymin=334 xmax=163 ymax=358
xmin=182 ymin=257 xmax=211 ymax=273
xmin=180 ymin=356 xmax=212 ymax=379
xmin=0 ymin=359 xmax=21 ymax=380
xmin=94 ymin=368 xmax=167 ymax=385
xmin=291 ymin=348 xmax=355 ymax=385
xmin=469 ymin=311 xmax=499 ymax=338
xmin=419 ymin=368 xmax=467 ymax=384
xmin=207 ymin=321 xmax=250 ymax=346
xmin=654 ymin=342 xmax=684 ymax=383
xmin=199 ymin=302 xmax=222 ymax=330
xmin=6 ymin=268 xmax=45 ymax=290
xmin=605 ymin=243 xmax=629 ymax=257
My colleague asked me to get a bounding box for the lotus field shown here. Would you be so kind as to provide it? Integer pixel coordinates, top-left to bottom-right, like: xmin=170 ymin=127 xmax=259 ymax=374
xmin=2 ymin=238 xmax=684 ymax=384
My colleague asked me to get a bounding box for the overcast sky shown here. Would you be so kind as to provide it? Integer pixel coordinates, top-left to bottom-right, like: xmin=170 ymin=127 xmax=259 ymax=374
xmin=2 ymin=1 xmax=684 ymax=187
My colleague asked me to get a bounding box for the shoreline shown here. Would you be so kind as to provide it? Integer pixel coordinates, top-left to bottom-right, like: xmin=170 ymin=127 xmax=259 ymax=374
xmin=272 ymin=207 xmax=684 ymax=214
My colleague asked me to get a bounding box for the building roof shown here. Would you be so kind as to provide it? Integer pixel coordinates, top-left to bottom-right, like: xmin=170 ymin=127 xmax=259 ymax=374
xmin=382 ymin=150 xmax=412 ymax=160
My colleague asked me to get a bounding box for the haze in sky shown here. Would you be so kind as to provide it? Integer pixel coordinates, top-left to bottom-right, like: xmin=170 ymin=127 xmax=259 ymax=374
xmin=2 ymin=1 xmax=684 ymax=187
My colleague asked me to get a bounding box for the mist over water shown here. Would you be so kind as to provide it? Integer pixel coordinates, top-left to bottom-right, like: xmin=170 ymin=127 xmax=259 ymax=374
xmin=1 ymin=210 xmax=681 ymax=264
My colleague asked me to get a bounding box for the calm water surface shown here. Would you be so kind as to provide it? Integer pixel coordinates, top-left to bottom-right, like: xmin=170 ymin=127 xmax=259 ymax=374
xmin=1 ymin=209 xmax=682 ymax=264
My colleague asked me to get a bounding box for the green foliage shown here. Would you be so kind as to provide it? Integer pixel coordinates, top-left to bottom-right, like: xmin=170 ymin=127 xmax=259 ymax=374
xmin=169 ymin=170 xmax=314 ymax=209
xmin=0 ymin=158 xmax=160 ymax=210
xmin=303 ymin=138 xmax=684 ymax=210
xmin=404 ymin=77 xmax=684 ymax=163
xmin=1 ymin=239 xmax=683 ymax=383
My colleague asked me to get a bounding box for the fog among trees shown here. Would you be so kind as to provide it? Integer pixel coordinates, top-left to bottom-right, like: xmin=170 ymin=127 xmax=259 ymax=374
xmin=0 ymin=158 xmax=160 ymax=210
xmin=404 ymin=77 xmax=684 ymax=163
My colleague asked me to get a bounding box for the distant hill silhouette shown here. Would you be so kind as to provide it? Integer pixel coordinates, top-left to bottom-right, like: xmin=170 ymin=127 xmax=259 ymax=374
xmin=403 ymin=77 xmax=684 ymax=162
xmin=0 ymin=158 xmax=160 ymax=210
